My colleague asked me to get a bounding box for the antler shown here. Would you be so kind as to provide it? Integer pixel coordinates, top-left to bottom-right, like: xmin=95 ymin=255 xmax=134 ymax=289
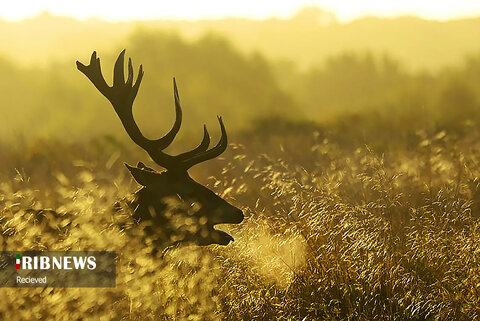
xmin=76 ymin=50 xmax=227 ymax=171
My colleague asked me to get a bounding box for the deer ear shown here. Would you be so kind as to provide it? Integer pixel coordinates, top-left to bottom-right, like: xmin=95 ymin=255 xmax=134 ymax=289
xmin=125 ymin=163 xmax=160 ymax=186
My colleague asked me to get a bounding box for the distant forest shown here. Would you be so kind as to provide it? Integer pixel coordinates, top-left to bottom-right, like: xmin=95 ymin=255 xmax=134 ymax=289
xmin=0 ymin=9 xmax=480 ymax=148
xmin=1 ymin=7 xmax=480 ymax=71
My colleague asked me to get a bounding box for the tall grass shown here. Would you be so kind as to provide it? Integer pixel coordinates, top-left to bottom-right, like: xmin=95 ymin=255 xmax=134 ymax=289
xmin=1 ymin=114 xmax=480 ymax=320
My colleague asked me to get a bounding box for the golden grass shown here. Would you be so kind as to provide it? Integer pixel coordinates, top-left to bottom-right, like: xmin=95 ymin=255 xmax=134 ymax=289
xmin=1 ymin=126 xmax=480 ymax=320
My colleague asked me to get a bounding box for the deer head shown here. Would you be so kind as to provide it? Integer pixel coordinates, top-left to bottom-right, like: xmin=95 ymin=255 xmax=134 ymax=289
xmin=76 ymin=50 xmax=243 ymax=247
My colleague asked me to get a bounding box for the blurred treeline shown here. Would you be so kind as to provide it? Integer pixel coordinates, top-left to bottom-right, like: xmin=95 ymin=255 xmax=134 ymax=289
xmin=2 ymin=10 xmax=480 ymax=71
xmin=1 ymin=26 xmax=480 ymax=152
xmin=2 ymin=14 xmax=480 ymax=320
xmin=0 ymin=30 xmax=297 ymax=145
xmin=0 ymin=12 xmax=480 ymax=158
xmin=275 ymin=51 xmax=480 ymax=148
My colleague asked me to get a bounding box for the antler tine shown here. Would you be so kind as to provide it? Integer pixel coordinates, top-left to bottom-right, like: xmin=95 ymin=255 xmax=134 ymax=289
xmin=159 ymin=78 xmax=183 ymax=148
xmin=113 ymin=50 xmax=126 ymax=87
xmin=175 ymin=125 xmax=211 ymax=159
xmin=126 ymin=58 xmax=134 ymax=86
xmin=181 ymin=116 xmax=227 ymax=169
xmin=76 ymin=51 xmax=110 ymax=96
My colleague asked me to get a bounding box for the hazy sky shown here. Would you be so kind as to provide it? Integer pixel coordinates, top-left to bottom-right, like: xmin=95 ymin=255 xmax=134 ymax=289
xmin=2 ymin=0 xmax=480 ymax=22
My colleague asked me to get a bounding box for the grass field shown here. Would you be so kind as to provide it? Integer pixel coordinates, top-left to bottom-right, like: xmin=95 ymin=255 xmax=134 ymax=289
xmin=0 ymin=12 xmax=480 ymax=319
xmin=1 ymin=112 xmax=480 ymax=320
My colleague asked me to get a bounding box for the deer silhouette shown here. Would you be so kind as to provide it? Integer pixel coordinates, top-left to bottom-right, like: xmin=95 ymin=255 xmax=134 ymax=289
xmin=76 ymin=50 xmax=244 ymax=248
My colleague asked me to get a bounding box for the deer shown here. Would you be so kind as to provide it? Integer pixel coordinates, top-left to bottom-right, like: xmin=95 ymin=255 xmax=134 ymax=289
xmin=76 ymin=50 xmax=244 ymax=249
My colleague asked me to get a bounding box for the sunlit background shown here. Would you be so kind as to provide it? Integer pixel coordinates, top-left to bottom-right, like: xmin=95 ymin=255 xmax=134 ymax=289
xmin=2 ymin=1 xmax=480 ymax=320
xmin=3 ymin=0 xmax=480 ymax=21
